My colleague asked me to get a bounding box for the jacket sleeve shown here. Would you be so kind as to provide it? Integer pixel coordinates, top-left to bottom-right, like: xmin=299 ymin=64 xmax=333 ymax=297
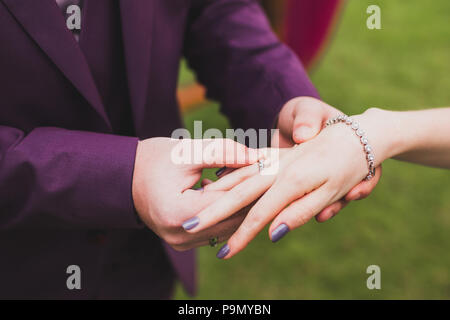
xmin=0 ymin=125 xmax=142 ymax=229
xmin=184 ymin=0 xmax=320 ymax=131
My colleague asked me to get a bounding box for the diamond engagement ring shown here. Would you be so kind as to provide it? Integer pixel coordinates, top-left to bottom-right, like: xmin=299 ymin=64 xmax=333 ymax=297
xmin=258 ymin=159 xmax=265 ymax=173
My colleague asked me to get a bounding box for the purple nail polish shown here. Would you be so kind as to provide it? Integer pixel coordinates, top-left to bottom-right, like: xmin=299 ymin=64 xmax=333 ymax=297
xmin=194 ymin=187 xmax=204 ymax=191
xmin=182 ymin=216 xmax=199 ymax=230
xmin=216 ymin=244 xmax=230 ymax=259
xmin=271 ymin=223 xmax=290 ymax=243
xmin=215 ymin=167 xmax=226 ymax=177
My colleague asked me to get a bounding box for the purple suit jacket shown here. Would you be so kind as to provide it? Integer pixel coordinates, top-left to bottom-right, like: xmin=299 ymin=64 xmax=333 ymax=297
xmin=0 ymin=0 xmax=318 ymax=299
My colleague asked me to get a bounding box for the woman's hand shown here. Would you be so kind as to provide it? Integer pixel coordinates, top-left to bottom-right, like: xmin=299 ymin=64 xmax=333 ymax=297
xmin=183 ymin=109 xmax=390 ymax=258
xmin=273 ymin=97 xmax=382 ymax=221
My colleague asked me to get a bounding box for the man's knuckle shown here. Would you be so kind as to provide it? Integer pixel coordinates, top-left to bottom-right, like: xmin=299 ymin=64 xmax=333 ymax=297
xmin=297 ymin=202 xmax=315 ymax=221
xmin=295 ymin=214 xmax=309 ymax=227
xmin=247 ymin=212 xmax=264 ymax=228
xmin=229 ymin=188 xmax=247 ymax=203
xmin=166 ymin=234 xmax=187 ymax=247
xmin=228 ymin=236 xmax=243 ymax=252
xmin=171 ymin=244 xmax=190 ymax=252
xmin=223 ymin=138 xmax=236 ymax=151
xmin=159 ymin=215 xmax=179 ymax=229
xmin=288 ymin=169 xmax=303 ymax=186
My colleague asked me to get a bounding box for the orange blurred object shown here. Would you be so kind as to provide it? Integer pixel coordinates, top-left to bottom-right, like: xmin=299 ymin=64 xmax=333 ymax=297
xmin=178 ymin=0 xmax=344 ymax=113
xmin=178 ymin=84 xmax=206 ymax=112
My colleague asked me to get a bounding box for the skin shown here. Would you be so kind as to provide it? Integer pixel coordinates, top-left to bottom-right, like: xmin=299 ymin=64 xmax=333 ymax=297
xmin=132 ymin=97 xmax=381 ymax=251
xmin=185 ymin=107 xmax=450 ymax=259
xmin=132 ymin=138 xmax=259 ymax=251
xmin=272 ymin=97 xmax=381 ymax=220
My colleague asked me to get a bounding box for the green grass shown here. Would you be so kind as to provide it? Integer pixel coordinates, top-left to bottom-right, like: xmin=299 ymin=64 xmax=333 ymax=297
xmin=176 ymin=0 xmax=450 ymax=299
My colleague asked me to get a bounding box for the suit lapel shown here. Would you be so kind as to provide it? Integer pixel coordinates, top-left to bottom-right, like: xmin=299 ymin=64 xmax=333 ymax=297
xmin=119 ymin=0 xmax=154 ymax=134
xmin=2 ymin=0 xmax=111 ymax=130
xmin=120 ymin=1 xmax=197 ymax=294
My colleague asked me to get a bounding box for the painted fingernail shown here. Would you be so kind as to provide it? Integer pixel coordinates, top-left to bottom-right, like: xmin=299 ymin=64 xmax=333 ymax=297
xmin=182 ymin=216 xmax=199 ymax=230
xmin=271 ymin=223 xmax=290 ymax=243
xmin=215 ymin=167 xmax=226 ymax=177
xmin=216 ymin=244 xmax=230 ymax=259
xmin=194 ymin=187 xmax=204 ymax=191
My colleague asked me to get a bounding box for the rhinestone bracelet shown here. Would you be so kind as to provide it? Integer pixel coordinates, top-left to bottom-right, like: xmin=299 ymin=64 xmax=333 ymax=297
xmin=325 ymin=114 xmax=376 ymax=180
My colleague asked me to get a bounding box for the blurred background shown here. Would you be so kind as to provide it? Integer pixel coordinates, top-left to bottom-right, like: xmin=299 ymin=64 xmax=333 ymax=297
xmin=176 ymin=0 xmax=450 ymax=299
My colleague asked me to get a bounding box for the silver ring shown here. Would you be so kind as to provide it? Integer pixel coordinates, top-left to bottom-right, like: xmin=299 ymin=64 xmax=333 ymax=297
xmin=257 ymin=159 xmax=264 ymax=173
xmin=209 ymin=237 xmax=218 ymax=247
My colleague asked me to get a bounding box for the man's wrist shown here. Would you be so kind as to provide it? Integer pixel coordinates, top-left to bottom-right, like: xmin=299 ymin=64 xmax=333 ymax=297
xmin=132 ymin=140 xmax=147 ymax=224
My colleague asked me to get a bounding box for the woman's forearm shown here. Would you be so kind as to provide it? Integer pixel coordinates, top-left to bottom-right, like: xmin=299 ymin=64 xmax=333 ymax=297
xmin=356 ymin=107 xmax=450 ymax=169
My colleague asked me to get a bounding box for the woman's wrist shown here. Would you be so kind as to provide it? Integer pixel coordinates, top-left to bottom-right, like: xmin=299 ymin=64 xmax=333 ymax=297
xmin=352 ymin=108 xmax=405 ymax=165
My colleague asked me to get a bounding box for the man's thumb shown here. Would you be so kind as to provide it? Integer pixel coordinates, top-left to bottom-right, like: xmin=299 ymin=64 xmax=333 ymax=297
xmin=291 ymin=100 xmax=329 ymax=144
xmin=293 ymin=125 xmax=318 ymax=143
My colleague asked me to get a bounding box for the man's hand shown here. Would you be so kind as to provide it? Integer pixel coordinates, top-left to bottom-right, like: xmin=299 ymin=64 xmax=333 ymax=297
xmin=273 ymin=96 xmax=382 ymax=221
xmin=132 ymin=137 xmax=258 ymax=251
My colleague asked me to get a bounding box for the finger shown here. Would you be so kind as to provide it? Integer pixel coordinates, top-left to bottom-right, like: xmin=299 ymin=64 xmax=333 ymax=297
xmin=271 ymin=129 xmax=295 ymax=148
xmin=269 ymin=187 xmax=332 ymax=241
xmin=292 ymin=100 xmax=338 ymax=143
xmin=182 ymin=173 xmax=275 ymax=233
xmin=180 ymin=189 xmax=225 ymax=219
xmin=345 ymin=165 xmax=382 ymax=201
xmin=174 ymin=139 xmax=259 ymax=168
xmin=201 ymin=139 xmax=259 ymax=168
xmin=206 ymin=148 xmax=289 ymax=192
xmin=172 ymin=210 xmax=247 ymax=251
xmin=215 ymin=167 xmax=234 ymax=178
xmin=201 ymin=178 xmax=214 ymax=187
xmin=186 ymin=231 xmax=235 ymax=250
xmin=188 ymin=207 xmax=249 ymax=248
xmin=315 ymin=199 xmax=348 ymax=223
xmin=205 ymin=162 xmax=259 ymax=191
xmin=218 ymin=175 xmax=320 ymax=259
